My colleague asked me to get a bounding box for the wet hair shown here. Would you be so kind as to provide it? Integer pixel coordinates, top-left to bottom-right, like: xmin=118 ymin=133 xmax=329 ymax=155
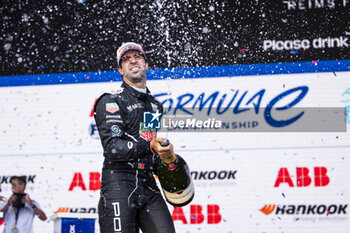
xmin=10 ymin=176 xmax=27 ymax=185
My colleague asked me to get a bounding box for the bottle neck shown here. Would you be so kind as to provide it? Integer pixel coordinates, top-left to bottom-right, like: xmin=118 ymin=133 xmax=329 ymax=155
xmin=162 ymin=154 xmax=177 ymax=164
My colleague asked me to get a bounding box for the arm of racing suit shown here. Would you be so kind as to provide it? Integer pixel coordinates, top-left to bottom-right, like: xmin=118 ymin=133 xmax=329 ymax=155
xmin=94 ymin=94 xmax=152 ymax=161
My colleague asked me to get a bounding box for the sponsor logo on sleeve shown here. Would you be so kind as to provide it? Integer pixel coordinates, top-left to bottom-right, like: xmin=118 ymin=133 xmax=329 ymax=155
xmin=106 ymin=103 xmax=119 ymax=113
xmin=110 ymin=125 xmax=122 ymax=137
xmin=106 ymin=119 xmax=123 ymax=124
xmin=106 ymin=115 xmax=121 ymax=119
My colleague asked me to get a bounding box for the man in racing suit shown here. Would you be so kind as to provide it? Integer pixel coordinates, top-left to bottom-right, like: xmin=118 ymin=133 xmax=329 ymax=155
xmin=94 ymin=42 xmax=176 ymax=233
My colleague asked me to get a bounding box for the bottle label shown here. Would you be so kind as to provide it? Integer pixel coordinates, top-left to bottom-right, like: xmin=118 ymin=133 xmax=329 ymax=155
xmin=161 ymin=155 xmax=179 ymax=171
xmin=167 ymin=162 xmax=177 ymax=171
xmin=163 ymin=179 xmax=195 ymax=207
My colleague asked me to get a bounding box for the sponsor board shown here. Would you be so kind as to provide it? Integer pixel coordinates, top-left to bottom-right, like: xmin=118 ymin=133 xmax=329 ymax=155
xmin=0 ymin=69 xmax=349 ymax=232
xmin=1 ymin=147 xmax=349 ymax=232
xmin=282 ymin=0 xmax=349 ymax=10
xmin=274 ymin=167 xmax=330 ymax=187
xmin=262 ymin=36 xmax=349 ymax=51
xmin=259 ymin=203 xmax=348 ymax=222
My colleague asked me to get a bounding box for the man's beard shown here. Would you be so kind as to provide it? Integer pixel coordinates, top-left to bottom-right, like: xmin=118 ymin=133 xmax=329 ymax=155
xmin=126 ymin=72 xmax=146 ymax=84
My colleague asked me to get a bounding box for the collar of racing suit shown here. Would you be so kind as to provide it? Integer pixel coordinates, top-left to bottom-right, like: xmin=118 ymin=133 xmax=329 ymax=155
xmin=121 ymin=82 xmax=151 ymax=100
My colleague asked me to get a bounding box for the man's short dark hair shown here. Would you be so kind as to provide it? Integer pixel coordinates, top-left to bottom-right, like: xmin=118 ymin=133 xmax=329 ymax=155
xmin=10 ymin=176 xmax=27 ymax=185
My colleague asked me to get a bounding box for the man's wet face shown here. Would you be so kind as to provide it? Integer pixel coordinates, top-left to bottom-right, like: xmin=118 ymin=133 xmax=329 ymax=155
xmin=118 ymin=50 xmax=148 ymax=84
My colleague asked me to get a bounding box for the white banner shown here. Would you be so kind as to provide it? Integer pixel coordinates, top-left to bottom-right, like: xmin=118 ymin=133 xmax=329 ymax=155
xmin=0 ymin=71 xmax=349 ymax=232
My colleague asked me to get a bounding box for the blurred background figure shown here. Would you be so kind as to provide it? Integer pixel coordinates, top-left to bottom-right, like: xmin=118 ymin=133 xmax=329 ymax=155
xmin=0 ymin=176 xmax=47 ymax=233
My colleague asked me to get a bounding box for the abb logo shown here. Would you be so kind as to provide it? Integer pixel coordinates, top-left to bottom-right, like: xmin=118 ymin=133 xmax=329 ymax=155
xmin=274 ymin=167 xmax=330 ymax=187
xmin=172 ymin=205 xmax=222 ymax=224
xmin=69 ymin=172 xmax=101 ymax=191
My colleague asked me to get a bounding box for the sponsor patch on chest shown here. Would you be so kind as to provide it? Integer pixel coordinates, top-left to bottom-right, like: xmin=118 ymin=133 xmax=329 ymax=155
xmin=139 ymin=122 xmax=157 ymax=141
xmin=127 ymin=103 xmax=143 ymax=112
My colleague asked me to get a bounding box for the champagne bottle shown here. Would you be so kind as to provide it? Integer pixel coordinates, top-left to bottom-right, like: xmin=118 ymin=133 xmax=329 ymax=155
xmin=157 ymin=140 xmax=195 ymax=207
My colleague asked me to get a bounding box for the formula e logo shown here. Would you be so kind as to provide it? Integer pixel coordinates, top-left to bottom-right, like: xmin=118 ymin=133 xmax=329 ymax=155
xmin=143 ymin=110 xmax=161 ymax=129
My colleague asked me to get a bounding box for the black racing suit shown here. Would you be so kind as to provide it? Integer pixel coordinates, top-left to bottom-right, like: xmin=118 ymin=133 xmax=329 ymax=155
xmin=94 ymin=82 xmax=175 ymax=233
